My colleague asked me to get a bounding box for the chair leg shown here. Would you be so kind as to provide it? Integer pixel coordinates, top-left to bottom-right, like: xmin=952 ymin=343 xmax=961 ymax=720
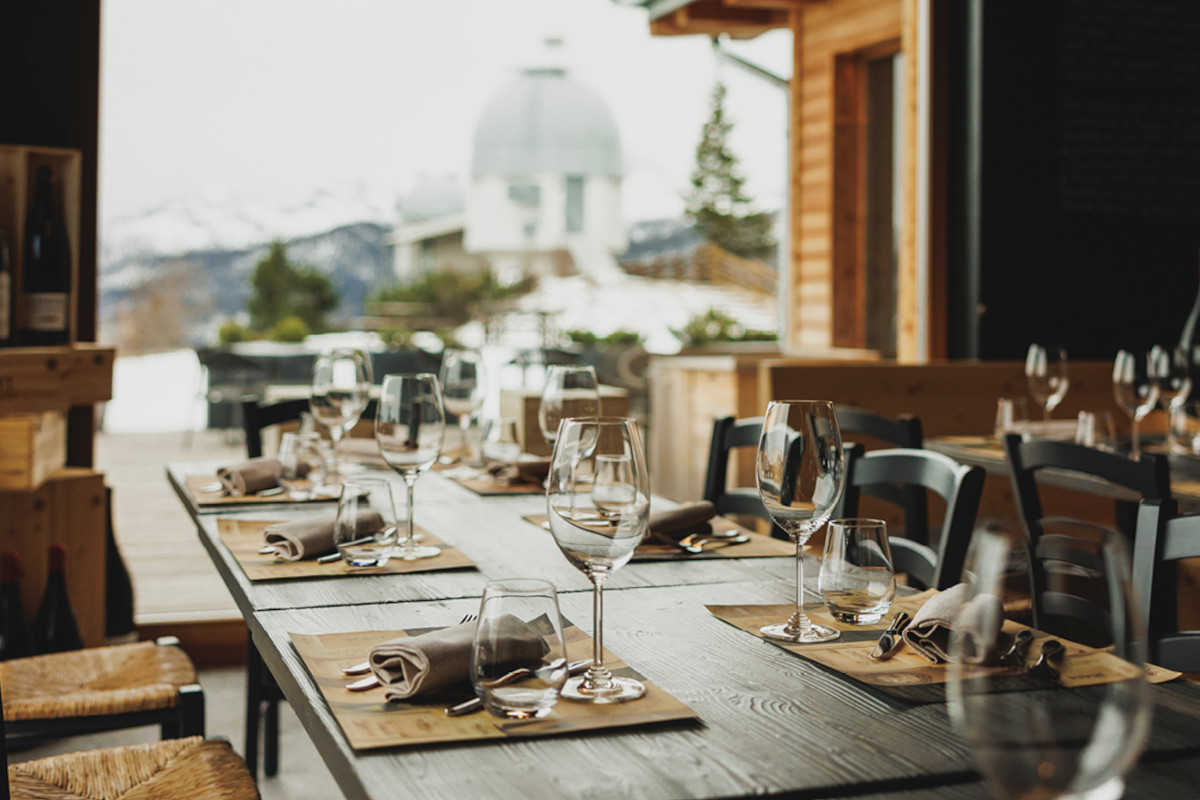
xmin=176 ymin=683 xmax=205 ymax=738
xmin=244 ymin=631 xmax=262 ymax=776
xmin=264 ymin=686 xmax=280 ymax=777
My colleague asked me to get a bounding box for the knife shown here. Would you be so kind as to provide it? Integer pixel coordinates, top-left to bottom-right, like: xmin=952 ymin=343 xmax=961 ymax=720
xmin=869 ymin=611 xmax=911 ymax=660
xmin=444 ymin=659 xmax=593 ymax=716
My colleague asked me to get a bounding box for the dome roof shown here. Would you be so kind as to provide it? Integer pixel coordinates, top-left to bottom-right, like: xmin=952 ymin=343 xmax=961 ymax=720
xmin=400 ymin=175 xmax=464 ymax=222
xmin=471 ymin=68 xmax=621 ymax=178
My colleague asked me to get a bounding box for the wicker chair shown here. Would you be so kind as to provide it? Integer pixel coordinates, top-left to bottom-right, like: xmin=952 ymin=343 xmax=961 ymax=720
xmin=0 ymin=638 xmax=203 ymax=747
xmin=6 ymin=736 xmax=259 ymax=800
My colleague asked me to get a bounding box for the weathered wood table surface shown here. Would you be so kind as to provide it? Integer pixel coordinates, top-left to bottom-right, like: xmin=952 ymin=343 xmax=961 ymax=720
xmin=168 ymin=461 xmax=1200 ymax=800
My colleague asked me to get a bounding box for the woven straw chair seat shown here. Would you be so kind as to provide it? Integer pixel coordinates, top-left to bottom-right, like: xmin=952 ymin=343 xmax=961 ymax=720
xmin=1 ymin=641 xmax=196 ymax=722
xmin=8 ymin=736 xmax=259 ymax=799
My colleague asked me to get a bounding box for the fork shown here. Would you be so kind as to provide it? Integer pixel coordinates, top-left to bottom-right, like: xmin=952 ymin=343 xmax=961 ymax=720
xmin=342 ymin=613 xmax=478 ymax=685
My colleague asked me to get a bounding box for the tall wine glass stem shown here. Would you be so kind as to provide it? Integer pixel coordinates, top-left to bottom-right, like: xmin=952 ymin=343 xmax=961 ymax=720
xmin=786 ymin=536 xmax=810 ymax=636
xmin=403 ymin=475 xmax=417 ymax=549
xmin=328 ymin=427 xmax=344 ymax=483
xmin=1043 ymin=405 xmax=1051 ymax=421
xmin=581 ymin=573 xmax=616 ymax=691
xmin=1131 ymin=418 xmax=1141 ymax=459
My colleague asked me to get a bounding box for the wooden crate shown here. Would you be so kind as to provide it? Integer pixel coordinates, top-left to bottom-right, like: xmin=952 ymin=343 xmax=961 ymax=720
xmin=0 ymin=343 xmax=114 ymax=414
xmin=499 ymin=385 xmax=630 ymax=457
xmin=0 ymin=410 xmax=66 ymax=490
xmin=0 ymin=144 xmax=82 ymax=344
xmin=0 ymin=468 xmax=105 ymax=647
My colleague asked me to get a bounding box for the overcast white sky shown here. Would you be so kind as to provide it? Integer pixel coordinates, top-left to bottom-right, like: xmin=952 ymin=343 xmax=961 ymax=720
xmin=99 ymin=0 xmax=791 ymax=226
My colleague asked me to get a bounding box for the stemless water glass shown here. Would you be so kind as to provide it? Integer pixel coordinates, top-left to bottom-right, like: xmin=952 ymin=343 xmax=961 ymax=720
xmin=471 ymin=578 xmax=568 ymax=720
xmin=480 ymin=417 xmax=521 ymax=463
xmin=1150 ymin=345 xmax=1193 ymax=453
xmin=334 ymin=477 xmax=397 ymax=568
xmin=547 ymin=417 xmax=648 ymax=703
xmin=947 ymin=526 xmax=1150 ymax=800
xmin=309 ymin=348 xmax=372 ymax=486
xmin=439 ymin=349 xmax=487 ymax=464
xmin=1026 ymin=344 xmax=1069 ymax=420
xmin=1113 ymin=349 xmax=1161 ymax=459
xmin=819 ymin=518 xmax=894 ymax=625
xmin=538 ymin=365 xmax=600 ymax=450
xmin=756 ymin=400 xmax=847 ymax=643
xmin=375 ymin=374 xmax=445 ymax=560
xmin=278 ymin=432 xmax=326 ymax=500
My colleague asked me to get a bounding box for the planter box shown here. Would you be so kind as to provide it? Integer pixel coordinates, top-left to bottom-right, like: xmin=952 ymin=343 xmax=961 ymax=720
xmin=0 ymin=410 xmax=65 ymax=490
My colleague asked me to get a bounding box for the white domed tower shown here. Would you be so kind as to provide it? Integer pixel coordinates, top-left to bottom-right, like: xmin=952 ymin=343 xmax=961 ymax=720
xmin=466 ymin=49 xmax=624 ymax=281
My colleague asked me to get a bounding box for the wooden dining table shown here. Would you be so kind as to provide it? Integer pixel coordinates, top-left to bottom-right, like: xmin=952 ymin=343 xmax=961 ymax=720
xmin=166 ymin=460 xmax=1200 ymax=800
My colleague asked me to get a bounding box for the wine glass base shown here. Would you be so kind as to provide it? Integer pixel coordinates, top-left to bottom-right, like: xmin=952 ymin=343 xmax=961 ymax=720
xmin=760 ymin=622 xmax=840 ymax=643
xmin=560 ymin=675 xmax=645 ymax=704
xmin=392 ymin=545 xmax=441 ymax=561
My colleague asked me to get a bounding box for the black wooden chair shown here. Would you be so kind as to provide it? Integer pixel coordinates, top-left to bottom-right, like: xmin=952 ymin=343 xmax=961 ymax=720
xmin=835 ymin=447 xmax=985 ymax=590
xmin=242 ymin=397 xmax=379 ymax=459
xmin=1133 ymin=497 xmax=1200 ymax=671
xmin=1002 ymin=433 xmax=1171 ymax=645
xmin=702 ymin=416 xmax=786 ymax=539
xmin=834 ymin=405 xmax=927 ymax=542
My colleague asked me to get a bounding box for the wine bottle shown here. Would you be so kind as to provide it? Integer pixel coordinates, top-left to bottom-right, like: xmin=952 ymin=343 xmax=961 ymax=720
xmin=103 ymin=487 xmax=137 ymax=642
xmin=0 ymin=226 xmax=12 ymax=346
xmin=0 ymin=551 xmax=33 ymax=661
xmin=21 ymin=166 xmax=72 ymax=346
xmin=32 ymin=543 xmax=83 ymax=654
xmin=1178 ymin=249 xmax=1200 ymax=394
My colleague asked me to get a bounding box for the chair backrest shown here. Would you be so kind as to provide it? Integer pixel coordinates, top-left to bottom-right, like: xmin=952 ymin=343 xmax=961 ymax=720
xmin=835 ymin=447 xmax=985 ymax=590
xmin=834 ymin=405 xmax=928 ymax=544
xmin=702 ymin=416 xmax=786 ymax=539
xmin=242 ymin=397 xmax=379 ymax=458
xmin=1003 ymin=433 xmax=1171 ymax=645
xmin=1134 ymin=497 xmax=1200 ymax=671
xmin=1002 ymin=433 xmax=1171 ymax=543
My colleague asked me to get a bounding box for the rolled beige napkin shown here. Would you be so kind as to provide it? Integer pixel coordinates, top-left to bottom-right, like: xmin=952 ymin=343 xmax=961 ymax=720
xmin=262 ymin=510 xmax=384 ymax=561
xmin=485 ymin=458 xmax=551 ymax=486
xmin=217 ymin=458 xmax=284 ymax=497
xmin=338 ymin=438 xmax=388 ymax=469
xmin=369 ymin=614 xmax=548 ymax=701
xmin=649 ymin=501 xmax=717 ymax=543
xmin=901 ymin=582 xmax=1004 ymax=665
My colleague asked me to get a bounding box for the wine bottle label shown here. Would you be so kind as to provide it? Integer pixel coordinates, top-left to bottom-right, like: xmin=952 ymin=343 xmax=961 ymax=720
xmin=0 ymin=273 xmax=9 ymax=338
xmin=24 ymin=293 xmax=68 ymax=331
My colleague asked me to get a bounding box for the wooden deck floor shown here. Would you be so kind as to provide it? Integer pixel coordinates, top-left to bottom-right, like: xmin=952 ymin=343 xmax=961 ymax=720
xmin=95 ymin=429 xmax=245 ymax=626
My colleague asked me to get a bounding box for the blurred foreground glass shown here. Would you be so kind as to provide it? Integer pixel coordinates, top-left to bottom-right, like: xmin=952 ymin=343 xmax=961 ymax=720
xmin=538 ymin=365 xmax=600 ymax=449
xmin=756 ymin=400 xmax=846 ymax=643
xmin=819 ymin=518 xmax=894 ymax=625
xmin=376 ymin=374 xmax=445 ymax=560
xmin=1073 ymin=411 xmax=1116 ymax=450
xmin=547 ymin=417 xmax=648 ymax=703
xmin=994 ymin=397 xmax=1030 ymax=438
xmin=1151 ymin=345 xmax=1193 ymax=453
xmin=471 ymin=578 xmax=567 ymax=720
xmin=1170 ymin=400 xmax=1200 ymax=455
xmin=334 ymin=477 xmax=397 ymax=568
xmin=1026 ymin=344 xmax=1069 ymax=420
xmin=947 ymin=526 xmax=1149 ymax=800
xmin=480 ymin=417 xmax=521 ymax=463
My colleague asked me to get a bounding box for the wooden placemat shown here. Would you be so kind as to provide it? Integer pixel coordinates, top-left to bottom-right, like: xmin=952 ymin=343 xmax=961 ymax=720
xmin=217 ymin=518 xmax=476 ymax=581
xmin=185 ymin=474 xmax=339 ymax=508
xmin=522 ymin=514 xmax=793 ymax=560
xmin=450 ymin=475 xmax=544 ymax=496
xmin=290 ymin=623 xmax=698 ymax=750
xmin=709 ymin=591 xmax=1180 ymax=703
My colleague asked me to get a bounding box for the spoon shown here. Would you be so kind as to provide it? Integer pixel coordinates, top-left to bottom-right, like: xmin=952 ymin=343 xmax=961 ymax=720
xmin=676 ymin=534 xmax=751 ymax=554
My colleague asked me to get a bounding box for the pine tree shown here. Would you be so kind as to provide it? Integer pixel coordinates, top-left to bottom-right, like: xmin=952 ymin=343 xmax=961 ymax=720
xmin=684 ymin=82 xmax=775 ymax=261
xmin=247 ymin=241 xmax=340 ymax=336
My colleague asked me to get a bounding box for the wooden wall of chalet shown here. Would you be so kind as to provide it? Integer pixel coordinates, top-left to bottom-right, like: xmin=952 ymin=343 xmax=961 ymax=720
xmin=786 ymin=0 xmax=912 ymax=356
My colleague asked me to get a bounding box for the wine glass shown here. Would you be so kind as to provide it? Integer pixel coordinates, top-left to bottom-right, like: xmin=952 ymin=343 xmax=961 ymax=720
xmin=1150 ymin=345 xmax=1192 ymax=453
xmin=309 ymin=348 xmax=372 ymax=486
xmin=1026 ymin=344 xmax=1069 ymax=420
xmin=756 ymin=400 xmax=847 ymax=643
xmin=946 ymin=525 xmax=1149 ymax=800
xmin=1112 ymin=350 xmax=1161 ymax=459
xmin=546 ymin=417 xmax=649 ymax=703
xmin=375 ymin=374 xmax=445 ymax=560
xmin=439 ymin=349 xmax=487 ymax=465
xmin=538 ymin=365 xmax=600 ymax=451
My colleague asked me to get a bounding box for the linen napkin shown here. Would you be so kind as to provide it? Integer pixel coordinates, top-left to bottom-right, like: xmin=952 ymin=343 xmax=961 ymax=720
xmin=649 ymin=501 xmax=717 ymax=543
xmin=369 ymin=615 xmax=549 ymax=701
xmin=262 ymin=510 xmax=385 ymax=561
xmin=217 ymin=458 xmax=288 ymax=497
xmin=901 ymin=582 xmax=1003 ymax=665
xmin=486 ymin=458 xmax=551 ymax=486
